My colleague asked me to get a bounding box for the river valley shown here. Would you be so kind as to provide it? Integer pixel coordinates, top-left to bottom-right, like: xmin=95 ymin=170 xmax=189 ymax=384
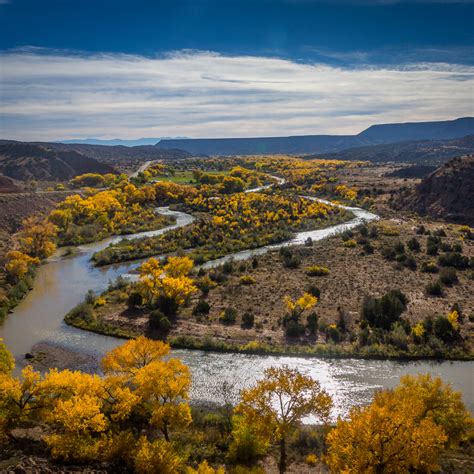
xmin=1 ymin=200 xmax=472 ymax=420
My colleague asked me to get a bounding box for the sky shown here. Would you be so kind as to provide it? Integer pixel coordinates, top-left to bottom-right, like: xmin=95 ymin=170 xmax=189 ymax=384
xmin=0 ymin=0 xmax=473 ymax=141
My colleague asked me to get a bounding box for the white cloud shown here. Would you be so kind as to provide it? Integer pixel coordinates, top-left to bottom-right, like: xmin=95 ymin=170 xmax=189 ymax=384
xmin=0 ymin=49 xmax=473 ymax=141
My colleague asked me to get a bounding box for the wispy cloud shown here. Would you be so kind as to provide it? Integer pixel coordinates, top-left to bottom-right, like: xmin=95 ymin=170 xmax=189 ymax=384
xmin=0 ymin=49 xmax=472 ymax=141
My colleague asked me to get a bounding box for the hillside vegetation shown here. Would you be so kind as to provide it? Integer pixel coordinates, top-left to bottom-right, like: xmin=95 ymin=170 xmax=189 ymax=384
xmin=317 ymin=135 xmax=474 ymax=164
xmin=398 ymin=155 xmax=474 ymax=225
xmin=0 ymin=142 xmax=116 ymax=181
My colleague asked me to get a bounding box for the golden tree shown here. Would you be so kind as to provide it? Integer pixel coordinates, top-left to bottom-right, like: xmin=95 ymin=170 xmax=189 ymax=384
xmin=0 ymin=339 xmax=14 ymax=375
xmin=284 ymin=292 xmax=318 ymax=319
xmin=139 ymin=256 xmax=196 ymax=311
xmin=4 ymin=250 xmax=40 ymax=282
xmin=134 ymin=358 xmax=192 ymax=441
xmin=102 ymin=337 xmax=192 ymax=441
xmin=325 ymin=374 xmax=472 ymax=473
xmin=394 ymin=374 xmax=472 ymax=446
xmin=235 ymin=366 xmax=332 ymax=473
xmin=0 ymin=365 xmax=43 ymax=439
xmin=19 ymin=216 xmax=58 ymax=258
xmin=101 ymin=336 xmax=170 ymax=380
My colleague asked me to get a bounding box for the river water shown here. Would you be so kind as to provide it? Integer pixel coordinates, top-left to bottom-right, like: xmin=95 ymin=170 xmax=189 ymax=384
xmin=1 ymin=199 xmax=472 ymax=419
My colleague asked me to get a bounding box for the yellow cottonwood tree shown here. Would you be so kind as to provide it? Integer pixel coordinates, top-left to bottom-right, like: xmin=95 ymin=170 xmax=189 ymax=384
xmin=4 ymin=251 xmax=40 ymax=282
xmin=0 ymin=365 xmax=43 ymax=438
xmin=284 ymin=292 xmax=317 ymax=319
xmin=139 ymin=256 xmax=196 ymax=309
xmin=394 ymin=374 xmax=472 ymax=446
xmin=0 ymin=339 xmax=14 ymax=375
xmin=101 ymin=336 xmax=170 ymax=380
xmin=235 ymin=366 xmax=332 ymax=473
xmin=134 ymin=358 xmax=192 ymax=441
xmin=19 ymin=217 xmax=58 ymax=258
xmin=325 ymin=374 xmax=471 ymax=473
xmin=134 ymin=437 xmax=186 ymax=474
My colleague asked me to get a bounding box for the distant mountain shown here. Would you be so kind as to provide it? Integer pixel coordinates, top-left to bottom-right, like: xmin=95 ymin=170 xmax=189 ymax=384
xmin=60 ymin=138 xmax=162 ymax=147
xmin=157 ymin=134 xmax=363 ymax=156
xmin=397 ymin=155 xmax=474 ymax=225
xmin=357 ymin=117 xmax=474 ymax=144
xmin=39 ymin=142 xmax=192 ymax=162
xmin=0 ymin=140 xmax=193 ymax=180
xmin=0 ymin=142 xmax=116 ymax=181
xmin=157 ymin=117 xmax=474 ymax=156
xmin=317 ymin=135 xmax=474 ymax=164
xmin=59 ymin=137 xmax=188 ymax=147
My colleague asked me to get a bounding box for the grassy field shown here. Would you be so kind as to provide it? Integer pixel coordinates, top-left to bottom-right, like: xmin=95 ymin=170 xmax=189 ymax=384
xmin=150 ymin=169 xmax=231 ymax=185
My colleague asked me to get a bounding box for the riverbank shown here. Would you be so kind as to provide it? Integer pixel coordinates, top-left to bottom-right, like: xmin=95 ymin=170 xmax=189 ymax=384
xmin=64 ymin=310 xmax=474 ymax=361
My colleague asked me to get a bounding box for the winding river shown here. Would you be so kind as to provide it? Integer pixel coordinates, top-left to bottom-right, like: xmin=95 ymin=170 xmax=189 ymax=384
xmin=1 ymin=193 xmax=472 ymax=419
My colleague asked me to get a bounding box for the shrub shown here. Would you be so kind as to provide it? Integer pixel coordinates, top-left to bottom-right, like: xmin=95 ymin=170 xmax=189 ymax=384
xmin=306 ymin=312 xmax=319 ymax=335
xmin=279 ymin=247 xmax=292 ymax=258
xmin=359 ymin=225 xmax=369 ymax=237
xmin=306 ymin=286 xmax=321 ymax=298
xmin=369 ymin=226 xmax=378 ymax=238
xmin=135 ymin=438 xmax=185 ymax=474
xmin=362 ymin=242 xmax=374 ymax=254
xmin=440 ymin=242 xmax=452 ymax=252
xmin=283 ymin=253 xmax=301 ymax=269
xmin=108 ymin=275 xmax=128 ymax=291
xmin=327 ymin=325 xmax=341 ymax=343
xmin=415 ymin=225 xmax=426 ymax=235
xmin=387 ymin=322 xmax=408 ymax=350
xmin=196 ymin=276 xmax=215 ymax=296
xmin=361 ymin=290 xmax=407 ymax=330
xmin=343 ymin=239 xmax=357 ymax=248
xmin=222 ymin=259 xmax=234 ymax=274
xmin=421 ymin=261 xmax=439 ymax=273
xmin=228 ymin=417 xmax=268 ymax=464
xmin=434 ymin=316 xmax=458 ymax=344
xmin=426 ymin=236 xmax=440 ymax=256
xmin=380 ymin=225 xmax=399 ymax=236
xmin=404 ymin=255 xmax=417 ymax=270
xmin=306 ymin=266 xmax=329 ymax=277
xmin=128 ymin=291 xmax=143 ymax=308
xmin=341 ymin=230 xmax=354 ymax=242
xmin=251 ymin=257 xmax=259 ymax=268
xmin=426 ymin=280 xmax=443 ymax=296
xmin=390 ymin=241 xmax=403 ymax=254
xmin=285 ymin=320 xmax=306 ymax=337
xmin=439 ymin=267 xmax=458 ymax=286
xmin=380 ymin=244 xmax=397 ymax=261
xmin=407 ymin=238 xmax=420 ymax=252
xmin=220 ymin=307 xmax=237 ymax=324
xmin=240 ymin=275 xmax=256 ymax=285
xmin=193 ymin=299 xmax=210 ymax=316
xmin=66 ymin=302 xmax=93 ymax=323
xmin=438 ymin=252 xmax=469 ymax=269
xmin=209 ymin=270 xmax=227 ymax=284
xmin=85 ymin=289 xmax=96 ymax=305
xmin=242 ymin=312 xmax=254 ymax=328
xmin=149 ymin=309 xmax=171 ymax=332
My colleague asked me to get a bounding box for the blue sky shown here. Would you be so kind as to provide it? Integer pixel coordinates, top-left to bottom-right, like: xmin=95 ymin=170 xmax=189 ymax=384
xmin=0 ymin=0 xmax=473 ymax=140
